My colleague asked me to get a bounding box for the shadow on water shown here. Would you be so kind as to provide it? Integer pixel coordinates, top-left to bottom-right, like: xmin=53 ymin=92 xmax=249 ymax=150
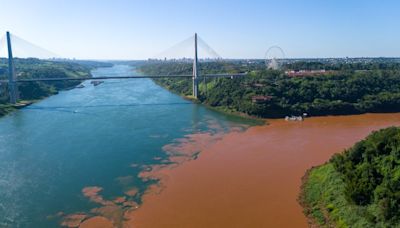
xmin=25 ymin=102 xmax=192 ymax=115
xmin=24 ymin=107 xmax=96 ymax=115
xmin=27 ymin=102 xmax=192 ymax=109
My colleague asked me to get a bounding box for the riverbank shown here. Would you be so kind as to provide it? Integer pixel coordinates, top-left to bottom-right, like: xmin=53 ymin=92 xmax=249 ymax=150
xmin=149 ymin=77 xmax=266 ymax=125
xmin=150 ymin=79 xmax=267 ymax=124
xmin=124 ymin=113 xmax=400 ymax=227
xmin=298 ymin=164 xmax=338 ymax=227
xmin=0 ymin=59 xmax=113 ymax=119
xmin=0 ymin=104 xmax=16 ymax=117
xmin=139 ymin=62 xmax=400 ymax=119
xmin=300 ymin=127 xmax=400 ymax=227
xmin=0 ymin=90 xmax=72 ymax=118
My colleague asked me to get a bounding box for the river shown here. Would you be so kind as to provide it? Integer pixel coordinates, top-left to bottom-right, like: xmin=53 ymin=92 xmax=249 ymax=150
xmin=128 ymin=113 xmax=400 ymax=228
xmin=1 ymin=64 xmax=400 ymax=227
xmin=0 ymin=65 xmax=252 ymax=227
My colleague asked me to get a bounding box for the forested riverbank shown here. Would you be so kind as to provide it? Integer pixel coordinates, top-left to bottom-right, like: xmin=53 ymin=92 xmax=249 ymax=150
xmin=138 ymin=60 xmax=400 ymax=118
xmin=300 ymin=127 xmax=400 ymax=227
xmin=0 ymin=58 xmax=112 ymax=117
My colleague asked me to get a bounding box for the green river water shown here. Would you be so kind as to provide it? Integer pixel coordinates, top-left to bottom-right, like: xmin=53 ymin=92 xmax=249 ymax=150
xmin=0 ymin=64 xmax=254 ymax=227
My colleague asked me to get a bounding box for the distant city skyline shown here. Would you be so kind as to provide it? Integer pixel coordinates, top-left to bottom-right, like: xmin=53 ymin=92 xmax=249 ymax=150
xmin=1 ymin=0 xmax=400 ymax=60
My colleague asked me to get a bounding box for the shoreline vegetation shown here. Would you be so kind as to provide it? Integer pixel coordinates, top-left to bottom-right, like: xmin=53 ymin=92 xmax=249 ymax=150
xmin=147 ymin=74 xmax=266 ymax=125
xmin=137 ymin=59 xmax=400 ymax=119
xmin=300 ymin=127 xmax=400 ymax=227
xmin=0 ymin=58 xmax=113 ymax=117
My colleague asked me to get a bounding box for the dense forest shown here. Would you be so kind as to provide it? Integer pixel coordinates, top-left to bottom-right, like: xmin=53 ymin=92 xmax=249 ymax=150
xmin=0 ymin=58 xmax=112 ymax=117
xmin=300 ymin=127 xmax=400 ymax=227
xmin=139 ymin=60 xmax=400 ymax=118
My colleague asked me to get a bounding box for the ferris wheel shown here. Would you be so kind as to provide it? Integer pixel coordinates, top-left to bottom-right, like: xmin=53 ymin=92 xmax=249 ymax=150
xmin=265 ymin=46 xmax=285 ymax=70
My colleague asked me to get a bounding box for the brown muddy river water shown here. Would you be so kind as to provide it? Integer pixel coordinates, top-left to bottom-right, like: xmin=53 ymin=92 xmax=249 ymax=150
xmin=126 ymin=113 xmax=400 ymax=228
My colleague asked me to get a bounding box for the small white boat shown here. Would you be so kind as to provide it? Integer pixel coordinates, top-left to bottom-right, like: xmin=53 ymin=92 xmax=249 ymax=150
xmin=285 ymin=116 xmax=304 ymax=121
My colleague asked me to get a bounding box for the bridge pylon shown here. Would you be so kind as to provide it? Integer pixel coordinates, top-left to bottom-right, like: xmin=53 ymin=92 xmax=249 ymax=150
xmin=192 ymin=33 xmax=199 ymax=98
xmin=6 ymin=31 xmax=18 ymax=104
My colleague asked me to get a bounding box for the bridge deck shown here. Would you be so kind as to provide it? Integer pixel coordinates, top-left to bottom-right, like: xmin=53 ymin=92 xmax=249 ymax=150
xmin=0 ymin=73 xmax=246 ymax=83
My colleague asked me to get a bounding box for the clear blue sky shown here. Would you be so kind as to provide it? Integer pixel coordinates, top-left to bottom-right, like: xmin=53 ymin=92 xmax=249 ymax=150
xmin=1 ymin=0 xmax=399 ymax=59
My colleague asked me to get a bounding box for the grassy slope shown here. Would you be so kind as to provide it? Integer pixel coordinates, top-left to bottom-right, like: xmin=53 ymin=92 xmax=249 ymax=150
xmin=300 ymin=164 xmax=393 ymax=228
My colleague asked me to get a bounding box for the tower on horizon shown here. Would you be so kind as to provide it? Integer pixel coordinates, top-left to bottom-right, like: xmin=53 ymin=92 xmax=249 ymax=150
xmin=192 ymin=33 xmax=199 ymax=99
xmin=6 ymin=31 xmax=18 ymax=104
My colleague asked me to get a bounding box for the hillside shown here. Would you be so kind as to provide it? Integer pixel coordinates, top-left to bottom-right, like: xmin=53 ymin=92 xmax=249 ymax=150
xmin=138 ymin=60 xmax=400 ymax=118
xmin=0 ymin=58 xmax=112 ymax=117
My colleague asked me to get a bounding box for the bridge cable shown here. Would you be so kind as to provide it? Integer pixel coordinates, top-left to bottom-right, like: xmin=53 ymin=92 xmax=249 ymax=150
xmin=0 ymin=34 xmax=7 ymax=58
xmin=154 ymin=35 xmax=195 ymax=60
xmin=9 ymin=33 xmax=60 ymax=59
xmin=197 ymin=35 xmax=221 ymax=59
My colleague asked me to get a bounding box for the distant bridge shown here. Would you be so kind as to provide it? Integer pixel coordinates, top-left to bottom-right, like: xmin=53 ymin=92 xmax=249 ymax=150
xmin=1 ymin=32 xmax=247 ymax=104
xmin=0 ymin=73 xmax=246 ymax=83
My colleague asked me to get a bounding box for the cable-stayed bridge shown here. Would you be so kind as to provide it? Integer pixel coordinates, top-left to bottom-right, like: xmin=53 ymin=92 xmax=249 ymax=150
xmin=0 ymin=32 xmax=246 ymax=104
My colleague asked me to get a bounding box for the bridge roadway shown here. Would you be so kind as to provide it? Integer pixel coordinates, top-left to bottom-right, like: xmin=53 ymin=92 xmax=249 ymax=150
xmin=0 ymin=73 xmax=247 ymax=83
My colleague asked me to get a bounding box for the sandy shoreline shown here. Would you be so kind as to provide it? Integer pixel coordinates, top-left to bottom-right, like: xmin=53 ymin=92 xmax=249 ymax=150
xmin=124 ymin=113 xmax=400 ymax=228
